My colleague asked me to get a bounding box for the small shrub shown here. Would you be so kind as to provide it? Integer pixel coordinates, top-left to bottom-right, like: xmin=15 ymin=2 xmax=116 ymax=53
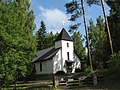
xmin=75 ymin=68 xmax=83 ymax=73
xmin=55 ymin=71 xmax=65 ymax=75
xmin=95 ymin=69 xmax=109 ymax=77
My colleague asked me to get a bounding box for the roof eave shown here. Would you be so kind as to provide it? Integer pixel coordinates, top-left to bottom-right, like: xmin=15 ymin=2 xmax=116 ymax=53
xmin=32 ymin=57 xmax=53 ymax=63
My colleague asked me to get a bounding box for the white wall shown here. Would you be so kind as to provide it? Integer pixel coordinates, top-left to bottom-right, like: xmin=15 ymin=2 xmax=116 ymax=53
xmin=35 ymin=59 xmax=53 ymax=74
xmin=55 ymin=40 xmax=81 ymax=73
xmin=61 ymin=40 xmax=74 ymax=60
xmin=61 ymin=40 xmax=74 ymax=73
xmin=72 ymin=53 xmax=81 ymax=73
xmin=53 ymin=49 xmax=62 ymax=74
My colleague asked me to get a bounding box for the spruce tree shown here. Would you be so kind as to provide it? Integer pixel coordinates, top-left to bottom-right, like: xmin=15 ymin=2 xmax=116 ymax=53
xmin=88 ymin=16 xmax=108 ymax=69
xmin=107 ymin=0 xmax=120 ymax=53
xmin=45 ymin=31 xmax=55 ymax=48
xmin=86 ymin=0 xmax=114 ymax=54
xmin=36 ymin=21 xmax=46 ymax=50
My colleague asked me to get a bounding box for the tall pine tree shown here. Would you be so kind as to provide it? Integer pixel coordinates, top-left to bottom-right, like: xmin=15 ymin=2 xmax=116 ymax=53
xmin=88 ymin=16 xmax=108 ymax=69
xmin=65 ymin=0 xmax=93 ymax=71
xmin=36 ymin=21 xmax=46 ymax=50
xmin=36 ymin=21 xmax=58 ymax=50
xmin=107 ymin=0 xmax=120 ymax=53
xmin=86 ymin=0 xmax=114 ymax=54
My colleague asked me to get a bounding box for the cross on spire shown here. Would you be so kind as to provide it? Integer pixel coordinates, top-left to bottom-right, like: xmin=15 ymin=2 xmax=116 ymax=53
xmin=62 ymin=21 xmax=65 ymax=27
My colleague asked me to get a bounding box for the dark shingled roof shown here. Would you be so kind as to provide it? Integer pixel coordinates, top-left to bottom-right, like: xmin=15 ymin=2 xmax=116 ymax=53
xmin=55 ymin=28 xmax=73 ymax=42
xmin=32 ymin=47 xmax=60 ymax=63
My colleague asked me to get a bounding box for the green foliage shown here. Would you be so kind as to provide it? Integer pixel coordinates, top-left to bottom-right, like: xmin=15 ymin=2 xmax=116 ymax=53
xmin=36 ymin=21 xmax=47 ymax=50
xmin=73 ymin=31 xmax=85 ymax=60
xmin=107 ymin=0 xmax=120 ymax=53
xmin=69 ymin=23 xmax=81 ymax=33
xmin=88 ymin=16 xmax=108 ymax=69
xmin=86 ymin=0 xmax=101 ymax=6
xmin=72 ymin=31 xmax=86 ymax=70
xmin=84 ymin=67 xmax=94 ymax=77
xmin=95 ymin=69 xmax=109 ymax=77
xmin=36 ymin=21 xmax=58 ymax=50
xmin=108 ymin=52 xmax=120 ymax=73
xmin=45 ymin=32 xmax=56 ymax=48
xmin=76 ymin=66 xmax=95 ymax=77
xmin=65 ymin=0 xmax=82 ymax=30
xmin=0 ymin=0 xmax=36 ymax=86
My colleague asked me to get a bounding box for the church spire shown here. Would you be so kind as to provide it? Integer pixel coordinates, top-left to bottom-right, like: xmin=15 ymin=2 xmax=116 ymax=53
xmin=55 ymin=28 xmax=73 ymax=42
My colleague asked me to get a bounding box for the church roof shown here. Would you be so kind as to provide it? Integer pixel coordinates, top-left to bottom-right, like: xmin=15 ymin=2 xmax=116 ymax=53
xmin=32 ymin=47 xmax=60 ymax=63
xmin=55 ymin=28 xmax=73 ymax=42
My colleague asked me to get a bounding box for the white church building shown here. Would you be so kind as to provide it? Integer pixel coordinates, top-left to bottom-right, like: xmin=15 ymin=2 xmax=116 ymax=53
xmin=32 ymin=28 xmax=81 ymax=74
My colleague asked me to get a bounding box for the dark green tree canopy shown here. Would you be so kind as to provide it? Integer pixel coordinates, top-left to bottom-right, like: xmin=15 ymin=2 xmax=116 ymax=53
xmin=72 ymin=31 xmax=86 ymax=60
xmin=36 ymin=21 xmax=46 ymax=50
xmin=65 ymin=0 xmax=82 ymax=30
xmin=88 ymin=16 xmax=108 ymax=69
xmin=36 ymin=21 xmax=58 ymax=51
xmin=107 ymin=0 xmax=120 ymax=53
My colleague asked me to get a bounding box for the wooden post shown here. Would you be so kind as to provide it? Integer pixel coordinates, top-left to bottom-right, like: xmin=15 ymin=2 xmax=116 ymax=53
xmin=93 ymin=74 xmax=97 ymax=85
xmin=52 ymin=75 xmax=55 ymax=88
xmin=78 ymin=77 xmax=81 ymax=86
xmin=52 ymin=75 xmax=59 ymax=88
xmin=55 ymin=76 xmax=59 ymax=87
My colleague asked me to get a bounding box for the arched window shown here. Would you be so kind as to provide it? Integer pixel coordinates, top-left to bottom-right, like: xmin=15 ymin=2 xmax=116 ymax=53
xmin=67 ymin=43 xmax=69 ymax=47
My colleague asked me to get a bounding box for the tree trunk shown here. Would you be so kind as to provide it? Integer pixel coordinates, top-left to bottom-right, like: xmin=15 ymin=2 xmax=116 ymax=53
xmin=81 ymin=0 xmax=93 ymax=71
xmin=100 ymin=0 xmax=113 ymax=54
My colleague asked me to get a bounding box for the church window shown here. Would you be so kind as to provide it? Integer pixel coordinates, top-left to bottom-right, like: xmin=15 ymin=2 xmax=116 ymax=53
xmin=67 ymin=52 xmax=70 ymax=60
xmin=40 ymin=63 xmax=42 ymax=71
xmin=67 ymin=43 xmax=69 ymax=47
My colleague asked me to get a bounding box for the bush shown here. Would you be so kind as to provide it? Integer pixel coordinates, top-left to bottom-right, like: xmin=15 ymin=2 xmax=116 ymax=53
xmin=108 ymin=52 xmax=120 ymax=73
xmin=95 ymin=69 xmax=109 ymax=77
xmin=75 ymin=68 xmax=83 ymax=73
xmin=55 ymin=71 xmax=65 ymax=75
xmin=35 ymin=74 xmax=53 ymax=80
xmin=76 ymin=67 xmax=94 ymax=77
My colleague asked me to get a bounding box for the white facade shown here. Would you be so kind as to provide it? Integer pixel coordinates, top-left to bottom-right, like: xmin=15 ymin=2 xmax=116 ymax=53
xmin=55 ymin=40 xmax=74 ymax=73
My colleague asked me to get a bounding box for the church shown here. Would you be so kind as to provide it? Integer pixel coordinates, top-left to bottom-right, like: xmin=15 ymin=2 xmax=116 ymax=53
xmin=32 ymin=28 xmax=81 ymax=74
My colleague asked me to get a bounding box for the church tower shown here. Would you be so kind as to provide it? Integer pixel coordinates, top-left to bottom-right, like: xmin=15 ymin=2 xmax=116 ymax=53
xmin=55 ymin=28 xmax=74 ymax=73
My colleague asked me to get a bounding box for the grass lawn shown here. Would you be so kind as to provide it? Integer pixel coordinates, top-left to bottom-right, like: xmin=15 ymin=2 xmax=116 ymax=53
xmin=2 ymin=72 xmax=120 ymax=90
xmin=1 ymin=81 xmax=53 ymax=90
xmin=72 ymin=73 xmax=120 ymax=90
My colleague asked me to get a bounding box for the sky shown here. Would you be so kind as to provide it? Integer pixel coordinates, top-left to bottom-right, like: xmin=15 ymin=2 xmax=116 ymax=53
xmin=30 ymin=0 xmax=110 ymax=35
